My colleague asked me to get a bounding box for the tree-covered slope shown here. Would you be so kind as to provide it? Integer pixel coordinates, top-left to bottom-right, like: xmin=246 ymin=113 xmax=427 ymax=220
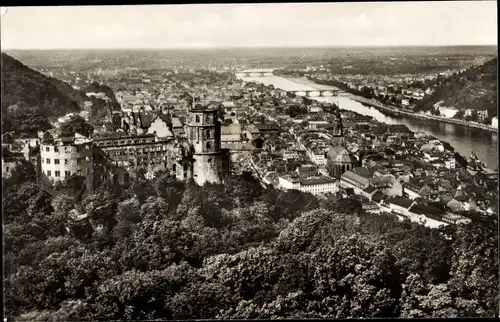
xmin=1 ymin=53 xmax=87 ymax=137
xmin=415 ymin=57 xmax=497 ymax=118
xmin=3 ymin=168 xmax=498 ymax=320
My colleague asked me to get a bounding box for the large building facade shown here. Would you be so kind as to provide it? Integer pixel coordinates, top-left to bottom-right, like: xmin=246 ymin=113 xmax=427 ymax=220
xmin=40 ymin=103 xmax=230 ymax=189
xmin=40 ymin=133 xmax=94 ymax=189
xmin=93 ymin=133 xmax=169 ymax=184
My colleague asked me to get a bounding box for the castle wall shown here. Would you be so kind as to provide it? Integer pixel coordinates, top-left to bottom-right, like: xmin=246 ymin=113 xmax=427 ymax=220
xmin=193 ymin=153 xmax=224 ymax=185
xmin=40 ymin=141 xmax=93 ymax=188
xmin=94 ymin=134 xmax=171 ymax=183
xmin=185 ymin=107 xmax=228 ymax=186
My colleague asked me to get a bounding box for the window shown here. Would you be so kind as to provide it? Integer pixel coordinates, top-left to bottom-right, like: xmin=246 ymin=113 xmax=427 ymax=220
xmin=47 ymin=170 xmax=51 ymax=177
xmin=206 ymin=130 xmax=211 ymax=139
xmin=86 ymin=168 xmax=90 ymax=174
xmin=45 ymin=147 xmax=50 ymax=152
xmin=173 ymin=164 xmax=177 ymax=172
xmin=206 ymin=142 xmax=211 ymax=150
xmin=46 ymin=158 xmax=51 ymax=164
xmin=77 ymin=158 xmax=82 ymax=164
xmin=55 ymin=171 xmax=60 ymax=177
xmin=195 ymin=115 xmax=200 ymax=122
xmin=86 ymin=145 xmax=90 ymax=150
xmin=208 ymin=158 xmax=212 ymax=163
xmin=65 ymin=159 xmax=69 ymax=165
xmin=65 ymin=171 xmax=71 ymax=176
xmin=54 ymin=147 xmax=59 ymax=152
xmin=54 ymin=159 xmax=60 ymax=165
xmin=41 ymin=159 xmax=44 ymax=164
xmin=86 ymin=156 xmax=90 ymax=162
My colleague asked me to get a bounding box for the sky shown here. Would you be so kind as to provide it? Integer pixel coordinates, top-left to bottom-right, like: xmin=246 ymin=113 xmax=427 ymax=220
xmin=0 ymin=2 xmax=497 ymax=49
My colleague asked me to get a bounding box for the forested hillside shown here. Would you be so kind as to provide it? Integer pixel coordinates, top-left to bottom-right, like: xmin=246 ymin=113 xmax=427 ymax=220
xmin=3 ymin=165 xmax=498 ymax=320
xmin=1 ymin=53 xmax=86 ymax=137
xmin=415 ymin=58 xmax=497 ymax=118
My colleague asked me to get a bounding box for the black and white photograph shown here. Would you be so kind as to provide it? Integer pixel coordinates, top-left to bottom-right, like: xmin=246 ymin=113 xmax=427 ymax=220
xmin=1 ymin=1 xmax=498 ymax=320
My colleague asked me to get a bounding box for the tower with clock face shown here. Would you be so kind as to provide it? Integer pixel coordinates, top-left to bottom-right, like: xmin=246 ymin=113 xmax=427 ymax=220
xmin=185 ymin=103 xmax=229 ymax=185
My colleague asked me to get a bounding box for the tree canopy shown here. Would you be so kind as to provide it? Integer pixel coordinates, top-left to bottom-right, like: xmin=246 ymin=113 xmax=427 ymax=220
xmin=59 ymin=115 xmax=94 ymax=138
xmin=3 ymin=167 xmax=498 ymax=320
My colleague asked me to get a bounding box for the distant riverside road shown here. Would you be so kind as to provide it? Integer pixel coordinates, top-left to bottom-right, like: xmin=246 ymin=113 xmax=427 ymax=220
xmin=237 ymin=74 xmax=498 ymax=169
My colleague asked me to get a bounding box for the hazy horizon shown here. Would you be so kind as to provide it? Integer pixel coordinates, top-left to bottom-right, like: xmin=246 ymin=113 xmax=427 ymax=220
xmin=1 ymin=2 xmax=497 ymax=50
xmin=3 ymin=45 xmax=498 ymax=52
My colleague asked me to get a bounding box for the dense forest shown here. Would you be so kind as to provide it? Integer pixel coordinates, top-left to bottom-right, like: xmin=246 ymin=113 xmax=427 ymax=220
xmin=3 ymin=159 xmax=498 ymax=320
xmin=1 ymin=53 xmax=87 ymax=137
xmin=414 ymin=57 xmax=497 ymax=118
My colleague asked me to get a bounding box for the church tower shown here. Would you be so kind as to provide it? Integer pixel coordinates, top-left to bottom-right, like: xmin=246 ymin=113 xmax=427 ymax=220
xmin=327 ymin=109 xmax=357 ymax=178
xmin=332 ymin=109 xmax=344 ymax=145
xmin=185 ymin=102 xmax=228 ymax=186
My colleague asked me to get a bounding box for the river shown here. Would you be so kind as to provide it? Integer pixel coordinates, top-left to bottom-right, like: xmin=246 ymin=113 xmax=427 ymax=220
xmin=238 ymin=75 xmax=498 ymax=169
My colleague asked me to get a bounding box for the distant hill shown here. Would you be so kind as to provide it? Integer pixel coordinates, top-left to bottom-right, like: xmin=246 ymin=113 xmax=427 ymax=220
xmin=1 ymin=53 xmax=87 ymax=137
xmin=415 ymin=57 xmax=497 ymax=119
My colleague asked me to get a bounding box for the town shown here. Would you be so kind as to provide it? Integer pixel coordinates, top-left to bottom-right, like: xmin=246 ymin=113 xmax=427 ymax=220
xmin=3 ymin=64 xmax=498 ymax=230
xmin=2 ymin=2 xmax=498 ymax=320
xmin=276 ymin=57 xmax=498 ymax=130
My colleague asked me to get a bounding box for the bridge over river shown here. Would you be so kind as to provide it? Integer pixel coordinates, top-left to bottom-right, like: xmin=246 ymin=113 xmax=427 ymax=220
xmin=235 ymin=69 xmax=275 ymax=77
xmin=235 ymin=70 xmax=344 ymax=97
xmin=235 ymin=72 xmax=498 ymax=168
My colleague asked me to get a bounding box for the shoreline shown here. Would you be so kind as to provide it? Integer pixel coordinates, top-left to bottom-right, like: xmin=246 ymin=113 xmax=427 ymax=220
xmin=239 ymin=75 xmax=497 ymax=168
xmin=296 ymin=76 xmax=498 ymax=133
xmin=347 ymin=94 xmax=498 ymax=133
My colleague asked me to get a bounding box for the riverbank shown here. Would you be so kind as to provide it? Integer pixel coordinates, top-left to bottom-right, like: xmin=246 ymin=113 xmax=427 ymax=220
xmin=346 ymin=94 xmax=498 ymax=133
xmin=300 ymin=76 xmax=498 ymax=133
xmin=239 ymin=75 xmax=498 ymax=168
